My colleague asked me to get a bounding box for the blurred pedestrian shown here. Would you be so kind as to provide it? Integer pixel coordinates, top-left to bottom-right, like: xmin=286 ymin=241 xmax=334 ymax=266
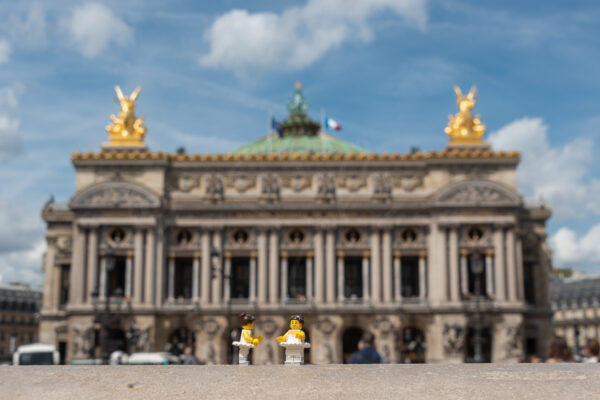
xmin=584 ymin=338 xmax=599 ymax=363
xmin=181 ymin=346 xmax=200 ymax=365
xmin=546 ymin=336 xmax=569 ymax=363
xmin=348 ymin=332 xmax=384 ymax=364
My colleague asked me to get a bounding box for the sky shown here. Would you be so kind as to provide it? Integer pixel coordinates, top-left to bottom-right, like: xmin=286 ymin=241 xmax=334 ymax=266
xmin=1 ymin=0 xmax=600 ymax=287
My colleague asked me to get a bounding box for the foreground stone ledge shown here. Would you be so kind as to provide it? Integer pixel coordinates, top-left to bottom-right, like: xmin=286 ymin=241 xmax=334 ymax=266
xmin=0 ymin=364 xmax=598 ymax=400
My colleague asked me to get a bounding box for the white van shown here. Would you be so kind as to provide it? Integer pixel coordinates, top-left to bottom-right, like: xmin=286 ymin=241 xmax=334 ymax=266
xmin=12 ymin=343 xmax=60 ymax=365
xmin=125 ymin=352 xmax=181 ymax=365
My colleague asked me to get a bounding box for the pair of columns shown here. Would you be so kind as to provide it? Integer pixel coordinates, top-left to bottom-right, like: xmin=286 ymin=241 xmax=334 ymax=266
xmin=392 ymin=252 xmax=427 ymax=301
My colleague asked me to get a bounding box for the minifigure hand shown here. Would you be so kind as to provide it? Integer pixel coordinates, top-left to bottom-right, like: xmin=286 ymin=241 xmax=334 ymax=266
xmin=295 ymin=332 xmax=305 ymax=340
xmin=253 ymin=339 xmax=260 ymax=346
xmin=277 ymin=336 xmax=284 ymax=342
xmin=257 ymin=336 xmax=264 ymax=342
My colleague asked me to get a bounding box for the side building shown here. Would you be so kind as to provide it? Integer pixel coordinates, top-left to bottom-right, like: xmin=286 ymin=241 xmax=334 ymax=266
xmin=40 ymin=83 xmax=553 ymax=364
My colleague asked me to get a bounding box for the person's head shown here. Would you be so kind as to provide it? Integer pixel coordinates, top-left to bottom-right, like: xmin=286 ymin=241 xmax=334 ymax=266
xmin=586 ymin=338 xmax=599 ymax=358
xmin=289 ymin=314 xmax=304 ymax=330
xmin=358 ymin=332 xmax=376 ymax=349
xmin=239 ymin=313 xmax=256 ymax=329
xmin=184 ymin=346 xmax=193 ymax=356
xmin=548 ymin=336 xmax=568 ymax=360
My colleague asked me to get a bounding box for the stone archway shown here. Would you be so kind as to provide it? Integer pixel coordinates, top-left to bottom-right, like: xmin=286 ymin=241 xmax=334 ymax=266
xmin=342 ymin=327 xmax=364 ymax=363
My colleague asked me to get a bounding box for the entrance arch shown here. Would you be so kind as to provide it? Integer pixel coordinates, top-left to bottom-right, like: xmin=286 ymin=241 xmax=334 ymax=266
xmin=465 ymin=325 xmax=492 ymax=363
xmin=167 ymin=327 xmax=195 ymax=357
xmin=342 ymin=327 xmax=364 ymax=363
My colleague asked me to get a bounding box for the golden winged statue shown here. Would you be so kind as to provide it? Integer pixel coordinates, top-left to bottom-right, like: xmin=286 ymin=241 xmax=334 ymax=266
xmin=105 ymin=86 xmax=147 ymax=147
xmin=445 ymin=85 xmax=486 ymax=145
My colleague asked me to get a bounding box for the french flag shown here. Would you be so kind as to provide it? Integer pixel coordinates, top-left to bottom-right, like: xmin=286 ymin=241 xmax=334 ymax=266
xmin=324 ymin=116 xmax=342 ymax=131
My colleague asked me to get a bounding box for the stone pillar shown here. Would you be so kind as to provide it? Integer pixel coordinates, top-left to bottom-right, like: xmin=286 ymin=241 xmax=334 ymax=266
xmin=460 ymin=250 xmax=468 ymax=297
xmin=485 ymin=250 xmax=494 ymax=297
xmin=280 ymin=252 xmax=288 ymax=302
xmin=382 ymin=229 xmax=393 ymax=303
xmin=306 ymin=252 xmax=313 ymax=301
xmin=370 ymin=229 xmax=381 ymax=303
xmin=269 ymin=230 xmax=279 ymax=304
xmin=448 ymin=227 xmax=460 ymax=302
xmin=506 ymin=229 xmax=517 ymax=302
xmin=69 ymin=224 xmax=85 ymax=305
xmin=516 ymin=236 xmax=524 ymax=301
xmin=257 ymin=230 xmax=268 ymax=304
xmin=211 ymin=230 xmax=223 ymax=305
xmin=201 ymin=230 xmax=211 ymax=305
xmin=133 ymin=229 xmax=144 ymax=303
xmin=493 ymin=228 xmax=506 ymax=301
xmin=363 ymin=252 xmax=371 ymax=302
xmin=155 ymin=225 xmax=165 ymax=307
xmin=326 ymin=229 xmax=336 ymax=304
xmin=393 ymin=252 xmax=401 ymax=302
xmin=337 ymin=251 xmax=345 ymax=302
xmin=419 ymin=252 xmax=427 ymax=300
xmin=42 ymin=242 xmax=56 ymax=310
xmin=249 ymin=252 xmax=257 ymax=303
xmin=144 ymin=229 xmax=155 ymax=304
xmin=125 ymin=253 xmax=133 ymax=298
xmin=86 ymin=227 xmax=98 ymax=303
xmin=167 ymin=254 xmax=175 ymax=302
xmin=223 ymin=253 xmax=231 ymax=302
xmin=99 ymin=256 xmax=107 ymax=301
xmin=314 ymin=230 xmax=324 ymax=304
xmin=427 ymin=223 xmax=446 ymax=302
xmin=192 ymin=253 xmax=200 ymax=302
xmin=52 ymin=264 xmax=61 ymax=308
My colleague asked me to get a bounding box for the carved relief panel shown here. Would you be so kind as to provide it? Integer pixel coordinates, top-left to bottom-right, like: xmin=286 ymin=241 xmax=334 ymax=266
xmin=281 ymin=175 xmax=312 ymax=192
xmin=393 ymin=226 xmax=427 ymax=250
xmin=337 ymin=227 xmax=369 ymax=250
xmin=224 ymin=227 xmax=256 ymax=250
xmin=280 ymin=227 xmax=312 ymax=251
xmin=459 ymin=225 xmax=493 ymax=248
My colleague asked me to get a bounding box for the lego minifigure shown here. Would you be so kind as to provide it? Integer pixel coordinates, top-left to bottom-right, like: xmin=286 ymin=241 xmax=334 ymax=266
xmin=232 ymin=313 xmax=263 ymax=366
xmin=277 ymin=314 xmax=311 ymax=365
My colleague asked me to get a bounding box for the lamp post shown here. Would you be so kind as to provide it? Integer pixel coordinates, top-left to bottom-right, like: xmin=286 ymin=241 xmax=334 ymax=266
xmin=470 ymin=253 xmax=485 ymax=363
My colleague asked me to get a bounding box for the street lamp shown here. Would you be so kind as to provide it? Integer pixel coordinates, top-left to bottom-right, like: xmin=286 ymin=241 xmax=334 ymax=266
xmin=470 ymin=253 xmax=485 ymax=363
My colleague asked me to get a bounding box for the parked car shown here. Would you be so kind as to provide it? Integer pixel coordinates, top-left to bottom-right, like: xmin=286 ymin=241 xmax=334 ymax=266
xmin=124 ymin=352 xmax=181 ymax=365
xmin=13 ymin=343 xmax=60 ymax=365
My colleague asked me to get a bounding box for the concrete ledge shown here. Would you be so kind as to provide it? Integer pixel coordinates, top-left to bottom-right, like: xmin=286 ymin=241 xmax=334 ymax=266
xmin=1 ymin=365 xmax=598 ymax=400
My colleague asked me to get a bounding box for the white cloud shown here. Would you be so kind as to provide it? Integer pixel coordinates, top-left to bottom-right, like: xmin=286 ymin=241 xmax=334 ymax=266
xmin=0 ymin=39 xmax=11 ymax=65
xmin=62 ymin=2 xmax=134 ymax=59
xmin=549 ymin=225 xmax=600 ymax=269
xmin=199 ymin=0 xmax=427 ymax=73
xmin=9 ymin=2 xmax=47 ymax=46
xmin=488 ymin=117 xmax=597 ymax=221
xmin=0 ymin=113 xmax=22 ymax=160
xmin=0 ymin=239 xmax=45 ymax=287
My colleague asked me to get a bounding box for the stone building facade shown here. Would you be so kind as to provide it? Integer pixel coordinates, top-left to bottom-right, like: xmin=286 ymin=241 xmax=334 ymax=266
xmin=0 ymin=284 xmax=42 ymax=363
xmin=39 ymin=84 xmax=553 ymax=364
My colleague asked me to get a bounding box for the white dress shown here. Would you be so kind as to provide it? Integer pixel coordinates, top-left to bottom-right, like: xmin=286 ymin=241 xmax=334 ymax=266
xmin=233 ymin=329 xmax=255 ymax=349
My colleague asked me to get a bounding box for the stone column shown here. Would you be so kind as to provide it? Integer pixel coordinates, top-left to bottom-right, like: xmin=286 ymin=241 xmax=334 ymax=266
xmin=314 ymin=230 xmax=324 ymax=304
xmin=192 ymin=253 xmax=200 ymax=302
xmin=99 ymin=256 xmax=107 ymax=301
xmin=144 ymin=229 xmax=155 ymax=305
xmin=337 ymin=251 xmax=345 ymax=302
xmin=370 ymin=229 xmax=381 ymax=304
xmin=69 ymin=224 xmax=86 ymax=305
xmin=393 ymin=252 xmax=401 ymax=302
xmin=485 ymin=250 xmax=494 ymax=297
xmin=133 ymin=229 xmax=144 ymax=303
xmin=306 ymin=252 xmax=313 ymax=301
xmin=506 ymin=229 xmax=517 ymax=302
xmin=448 ymin=227 xmax=460 ymax=302
xmin=125 ymin=253 xmax=133 ymax=298
xmin=427 ymin=223 xmax=447 ymax=302
xmin=363 ymin=252 xmax=371 ymax=302
xmin=460 ymin=250 xmax=468 ymax=297
xmin=223 ymin=253 xmax=232 ymax=302
xmin=249 ymin=252 xmax=257 ymax=303
xmin=326 ymin=229 xmax=336 ymax=304
xmin=382 ymin=229 xmax=393 ymax=303
xmin=155 ymin=225 xmax=165 ymax=307
xmin=493 ymin=228 xmax=506 ymax=301
xmin=211 ymin=230 xmax=223 ymax=305
xmin=257 ymin=230 xmax=268 ymax=304
xmin=86 ymin=227 xmax=98 ymax=303
xmin=42 ymin=242 xmax=56 ymax=311
xmin=201 ymin=230 xmax=211 ymax=305
xmin=419 ymin=252 xmax=427 ymax=300
xmin=269 ymin=230 xmax=279 ymax=304
xmin=280 ymin=252 xmax=288 ymax=302
xmin=167 ymin=254 xmax=175 ymax=302
xmin=516 ymin=236 xmax=524 ymax=301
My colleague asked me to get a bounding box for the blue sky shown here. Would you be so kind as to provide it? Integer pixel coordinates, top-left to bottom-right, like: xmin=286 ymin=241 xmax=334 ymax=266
xmin=1 ymin=0 xmax=600 ymax=286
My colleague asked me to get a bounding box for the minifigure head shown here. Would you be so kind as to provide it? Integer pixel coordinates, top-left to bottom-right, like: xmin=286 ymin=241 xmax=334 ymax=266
xmin=289 ymin=314 xmax=304 ymax=330
xmin=240 ymin=313 xmax=256 ymax=329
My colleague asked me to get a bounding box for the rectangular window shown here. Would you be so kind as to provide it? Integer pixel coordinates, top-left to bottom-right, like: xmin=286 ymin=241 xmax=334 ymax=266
xmin=174 ymin=257 xmax=193 ymax=299
xmin=523 ymin=262 xmax=536 ymax=304
xmin=59 ymin=264 xmax=70 ymax=307
xmin=467 ymin=254 xmax=487 ymax=296
xmin=107 ymin=256 xmax=126 ymax=297
xmin=288 ymin=257 xmax=307 ymax=300
xmin=401 ymin=256 xmax=420 ymax=298
xmin=230 ymin=257 xmax=250 ymax=299
xmin=344 ymin=257 xmax=363 ymax=299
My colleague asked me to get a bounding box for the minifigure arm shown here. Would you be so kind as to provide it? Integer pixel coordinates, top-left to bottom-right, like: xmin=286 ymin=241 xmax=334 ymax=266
xmin=295 ymin=330 xmax=306 ymax=341
xmin=242 ymin=331 xmax=253 ymax=342
xmin=277 ymin=331 xmax=290 ymax=342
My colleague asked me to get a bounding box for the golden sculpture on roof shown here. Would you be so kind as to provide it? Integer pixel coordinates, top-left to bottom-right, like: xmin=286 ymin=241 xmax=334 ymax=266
xmin=445 ymin=86 xmax=486 ymax=145
xmin=105 ymin=86 xmax=147 ymax=147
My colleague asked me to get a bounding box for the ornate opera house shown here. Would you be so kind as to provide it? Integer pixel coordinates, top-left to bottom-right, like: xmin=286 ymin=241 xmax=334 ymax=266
xmin=40 ymin=83 xmax=553 ymax=364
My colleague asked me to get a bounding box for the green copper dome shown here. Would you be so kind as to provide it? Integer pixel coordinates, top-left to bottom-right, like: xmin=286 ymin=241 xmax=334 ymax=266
xmin=233 ymin=132 xmax=366 ymax=155
xmin=233 ymin=82 xmax=366 ymax=155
